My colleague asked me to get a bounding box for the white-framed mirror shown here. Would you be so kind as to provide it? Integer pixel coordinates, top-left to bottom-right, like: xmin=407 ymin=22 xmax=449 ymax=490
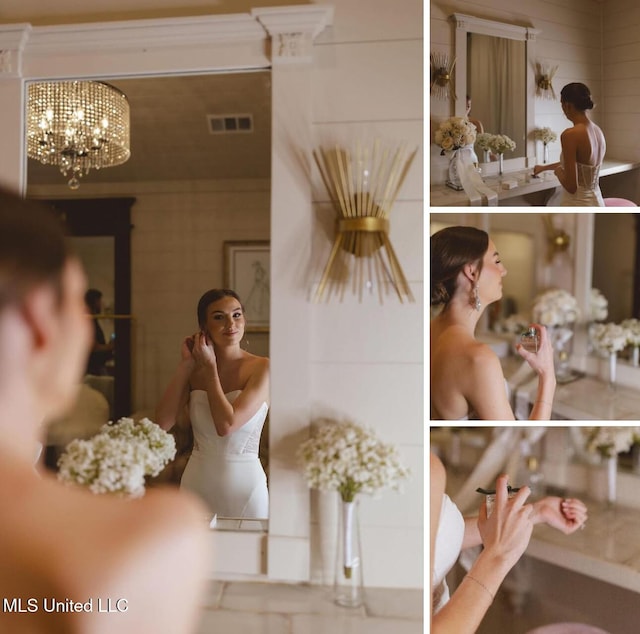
xmin=451 ymin=13 xmax=538 ymax=168
xmin=0 ymin=6 xmax=333 ymax=581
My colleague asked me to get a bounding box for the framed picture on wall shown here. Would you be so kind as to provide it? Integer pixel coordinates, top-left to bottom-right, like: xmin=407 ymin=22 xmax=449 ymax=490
xmin=223 ymin=240 xmax=270 ymax=332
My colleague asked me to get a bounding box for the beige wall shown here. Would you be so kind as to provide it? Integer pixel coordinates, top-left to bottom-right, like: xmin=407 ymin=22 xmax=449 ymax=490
xmin=308 ymin=0 xmax=423 ymax=588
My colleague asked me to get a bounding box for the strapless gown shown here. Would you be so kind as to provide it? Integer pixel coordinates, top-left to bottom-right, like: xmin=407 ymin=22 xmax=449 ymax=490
xmin=180 ymin=389 xmax=269 ymax=518
xmin=432 ymin=493 xmax=465 ymax=613
xmin=554 ymin=123 xmax=606 ymax=207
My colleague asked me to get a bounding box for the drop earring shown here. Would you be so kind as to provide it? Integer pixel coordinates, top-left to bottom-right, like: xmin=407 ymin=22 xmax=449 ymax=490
xmin=472 ymin=283 xmax=481 ymax=311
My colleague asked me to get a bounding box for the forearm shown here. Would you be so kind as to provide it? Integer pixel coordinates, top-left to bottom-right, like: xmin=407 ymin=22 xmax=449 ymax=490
xmin=432 ymin=550 xmax=511 ymax=634
xmin=528 ymin=374 xmax=556 ymax=420
xmin=540 ymin=161 xmax=560 ymax=172
xmin=203 ymin=369 xmax=236 ymax=436
xmin=461 ymin=517 xmax=483 ymax=550
xmin=155 ymin=362 xmax=192 ymax=430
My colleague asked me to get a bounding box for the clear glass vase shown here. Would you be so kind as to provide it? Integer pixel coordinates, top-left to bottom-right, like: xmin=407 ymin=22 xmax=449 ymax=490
xmin=334 ymin=498 xmax=364 ymax=608
xmin=543 ymin=143 xmax=549 ymax=164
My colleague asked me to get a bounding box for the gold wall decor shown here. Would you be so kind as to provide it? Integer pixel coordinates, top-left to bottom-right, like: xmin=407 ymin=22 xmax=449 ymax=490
xmin=543 ymin=214 xmax=570 ymax=262
xmin=430 ymin=52 xmax=456 ymax=100
xmin=313 ymin=141 xmax=416 ymax=303
xmin=535 ymin=62 xmax=558 ymax=100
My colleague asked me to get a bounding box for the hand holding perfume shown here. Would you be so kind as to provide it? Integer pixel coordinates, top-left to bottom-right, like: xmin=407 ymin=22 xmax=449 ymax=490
xmin=520 ymin=327 xmax=539 ymax=353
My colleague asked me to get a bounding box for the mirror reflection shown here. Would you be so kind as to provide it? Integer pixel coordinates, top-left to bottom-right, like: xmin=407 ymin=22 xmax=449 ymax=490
xmin=30 ymin=72 xmax=271 ymax=521
xmin=467 ymin=32 xmax=526 ymax=161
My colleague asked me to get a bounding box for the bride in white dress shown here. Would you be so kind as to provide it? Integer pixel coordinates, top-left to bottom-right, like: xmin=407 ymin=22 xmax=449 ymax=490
xmin=430 ymin=453 xmax=588 ymax=633
xmin=156 ymin=289 xmax=270 ymax=518
xmin=533 ymin=82 xmax=606 ymax=206
xmin=430 ymin=226 xmax=556 ymax=420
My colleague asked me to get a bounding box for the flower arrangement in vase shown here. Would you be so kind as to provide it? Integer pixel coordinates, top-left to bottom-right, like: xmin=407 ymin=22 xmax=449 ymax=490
xmin=296 ymin=418 xmax=409 ymax=607
xmin=622 ymin=318 xmax=640 ymax=366
xmin=589 ymin=322 xmax=630 ymax=388
xmin=434 ymin=117 xmax=477 ymax=190
xmin=476 ymin=132 xmax=494 ymax=163
xmin=532 ymin=288 xmax=580 ymax=381
xmin=533 ymin=127 xmax=557 ymax=163
xmin=487 ymin=134 xmax=516 ymax=174
xmin=583 ymin=427 xmax=640 ymax=506
xmin=57 ymin=417 xmax=176 ymax=498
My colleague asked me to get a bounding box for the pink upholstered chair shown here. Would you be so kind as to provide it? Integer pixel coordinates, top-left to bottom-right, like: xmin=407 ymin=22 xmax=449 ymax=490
xmin=526 ymin=624 xmax=611 ymax=634
xmin=604 ymin=197 xmax=637 ymax=207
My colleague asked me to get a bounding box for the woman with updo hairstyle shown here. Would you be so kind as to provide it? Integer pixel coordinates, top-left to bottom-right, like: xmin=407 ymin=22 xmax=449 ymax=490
xmin=430 ymin=225 xmax=556 ymax=420
xmin=533 ymin=81 xmax=606 ymax=206
xmin=156 ymin=287 xmax=270 ymax=519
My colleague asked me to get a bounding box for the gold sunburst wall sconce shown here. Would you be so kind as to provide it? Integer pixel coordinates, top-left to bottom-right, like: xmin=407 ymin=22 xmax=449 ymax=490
xmin=535 ymin=62 xmax=558 ymax=100
xmin=543 ymin=214 xmax=570 ymax=263
xmin=430 ymin=52 xmax=456 ymax=100
xmin=313 ymin=141 xmax=417 ymax=304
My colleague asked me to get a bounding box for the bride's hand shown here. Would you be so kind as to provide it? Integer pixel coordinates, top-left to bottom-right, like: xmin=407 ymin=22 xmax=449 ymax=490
xmin=516 ymin=323 xmax=555 ymax=378
xmin=533 ymin=165 xmax=546 ymax=176
xmin=477 ymin=475 xmax=534 ymax=572
xmin=533 ymin=496 xmax=588 ymax=535
xmin=191 ymin=331 xmax=217 ymax=369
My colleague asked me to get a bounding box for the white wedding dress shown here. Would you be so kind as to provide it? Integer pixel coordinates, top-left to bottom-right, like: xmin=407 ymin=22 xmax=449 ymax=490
xmin=180 ymin=389 xmax=269 ymax=518
xmin=553 ymin=123 xmax=606 ymax=207
xmin=432 ymin=493 xmax=465 ymax=613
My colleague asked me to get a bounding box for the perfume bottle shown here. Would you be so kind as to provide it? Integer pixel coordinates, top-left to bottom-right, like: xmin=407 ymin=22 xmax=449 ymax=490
xmin=520 ymin=327 xmax=539 ymax=353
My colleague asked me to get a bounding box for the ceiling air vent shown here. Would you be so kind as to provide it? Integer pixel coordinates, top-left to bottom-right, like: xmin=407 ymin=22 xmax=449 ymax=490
xmin=207 ymin=113 xmax=253 ymax=134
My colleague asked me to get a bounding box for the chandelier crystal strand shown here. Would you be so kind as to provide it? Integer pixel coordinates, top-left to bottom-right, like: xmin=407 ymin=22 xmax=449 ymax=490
xmin=27 ymin=81 xmax=130 ymax=189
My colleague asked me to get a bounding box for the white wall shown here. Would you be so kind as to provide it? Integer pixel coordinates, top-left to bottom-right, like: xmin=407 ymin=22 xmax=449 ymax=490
xmin=309 ymin=0 xmax=424 ymax=589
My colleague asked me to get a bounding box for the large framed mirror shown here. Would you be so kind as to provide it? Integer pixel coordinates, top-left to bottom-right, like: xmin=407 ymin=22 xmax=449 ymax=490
xmin=1 ymin=7 xmax=333 ymax=581
xmin=451 ymin=13 xmax=538 ymax=167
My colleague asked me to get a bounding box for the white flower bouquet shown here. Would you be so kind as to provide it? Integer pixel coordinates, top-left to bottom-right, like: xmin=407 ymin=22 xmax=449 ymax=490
xmin=57 ymin=417 xmax=176 ymax=498
xmin=488 ymin=134 xmax=516 ymax=154
xmin=534 ymin=127 xmax=558 ymax=144
xmin=589 ymin=322 xmax=629 ymax=354
xmin=296 ymin=419 xmax=410 ymax=503
xmin=583 ymin=426 xmax=639 ymax=458
xmin=297 ymin=419 xmax=409 ymax=581
xmin=588 ymin=288 xmax=608 ymax=322
xmin=492 ymin=313 xmax=530 ymax=336
xmin=532 ymin=289 xmax=580 ymax=327
xmin=476 ymin=132 xmax=494 ymax=151
xmin=434 ymin=117 xmax=477 ymax=154
xmin=621 ymin=318 xmax=640 ymax=347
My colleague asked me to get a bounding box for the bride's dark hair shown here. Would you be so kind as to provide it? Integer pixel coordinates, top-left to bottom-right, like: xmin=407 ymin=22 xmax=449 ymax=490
xmin=431 ymin=226 xmax=489 ymax=306
xmin=560 ymin=82 xmax=594 ymax=111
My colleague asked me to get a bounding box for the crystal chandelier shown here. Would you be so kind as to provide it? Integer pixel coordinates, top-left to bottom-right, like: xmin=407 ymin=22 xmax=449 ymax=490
xmin=27 ymin=81 xmax=131 ymax=189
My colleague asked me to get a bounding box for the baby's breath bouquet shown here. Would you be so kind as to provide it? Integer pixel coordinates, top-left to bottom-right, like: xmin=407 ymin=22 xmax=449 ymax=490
xmin=434 ymin=117 xmax=477 ymax=154
xmin=297 ymin=419 xmax=409 ymax=585
xmin=488 ymin=134 xmax=516 ymax=155
xmin=621 ymin=318 xmax=640 ymax=346
xmin=532 ymin=288 xmax=580 ymax=327
xmin=534 ymin=127 xmax=558 ymax=145
xmin=57 ymin=417 xmax=176 ymax=498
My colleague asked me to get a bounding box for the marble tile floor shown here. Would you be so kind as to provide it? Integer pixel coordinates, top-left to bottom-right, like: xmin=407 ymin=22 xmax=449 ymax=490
xmin=195 ymin=581 xmax=424 ymax=634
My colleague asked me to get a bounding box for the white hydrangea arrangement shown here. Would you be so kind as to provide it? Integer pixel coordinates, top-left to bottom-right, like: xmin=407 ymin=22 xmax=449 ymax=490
xmin=434 ymin=117 xmax=477 ymax=154
xmin=532 ymin=289 xmax=580 ymax=327
xmin=533 ymin=127 xmax=558 ymax=145
xmin=296 ymin=419 xmax=410 ymax=503
xmin=57 ymin=417 xmax=176 ymax=498
xmin=588 ymin=288 xmax=608 ymax=322
xmin=589 ymin=322 xmax=629 ymax=354
xmin=583 ymin=426 xmax=640 ymax=458
xmin=488 ymin=134 xmax=516 ymax=154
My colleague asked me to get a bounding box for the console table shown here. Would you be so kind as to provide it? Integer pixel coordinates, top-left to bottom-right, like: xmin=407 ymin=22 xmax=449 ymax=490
xmin=430 ymin=159 xmax=640 ymax=207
